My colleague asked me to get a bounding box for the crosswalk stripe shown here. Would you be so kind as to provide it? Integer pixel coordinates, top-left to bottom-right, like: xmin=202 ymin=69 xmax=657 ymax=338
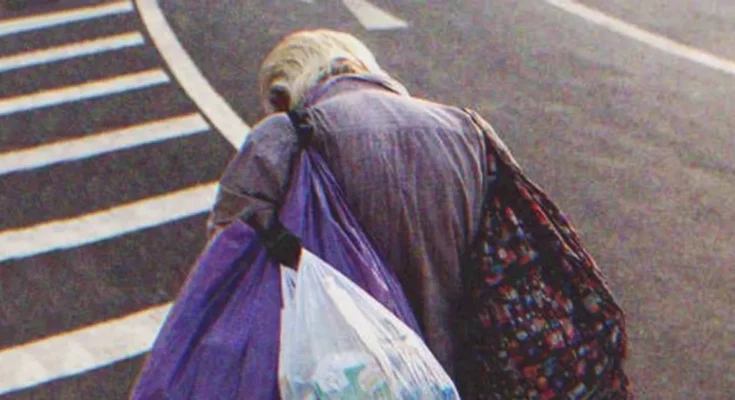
xmin=0 ymin=303 xmax=172 ymax=396
xmin=0 ymin=69 xmax=170 ymax=116
xmin=0 ymin=1 xmax=134 ymax=38
xmin=0 ymin=113 xmax=210 ymax=176
xmin=0 ymin=182 xmax=217 ymax=263
xmin=0 ymin=32 xmax=145 ymax=73
xmin=0 ymin=0 xmax=247 ymax=395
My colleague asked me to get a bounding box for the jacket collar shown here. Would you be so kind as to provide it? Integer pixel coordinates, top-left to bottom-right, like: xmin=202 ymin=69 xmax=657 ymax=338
xmin=302 ymin=74 xmax=408 ymax=108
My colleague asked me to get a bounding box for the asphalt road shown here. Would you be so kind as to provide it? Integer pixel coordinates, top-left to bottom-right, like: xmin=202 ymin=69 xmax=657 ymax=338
xmin=0 ymin=1 xmax=234 ymax=398
xmin=1 ymin=0 xmax=733 ymax=399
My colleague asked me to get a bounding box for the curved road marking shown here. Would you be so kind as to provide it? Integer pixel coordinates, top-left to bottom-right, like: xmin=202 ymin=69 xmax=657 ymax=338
xmin=0 ymin=1 xmax=249 ymax=394
xmin=135 ymin=0 xmax=251 ymax=148
xmin=545 ymin=0 xmax=735 ymax=77
xmin=1 ymin=0 xmax=406 ymax=392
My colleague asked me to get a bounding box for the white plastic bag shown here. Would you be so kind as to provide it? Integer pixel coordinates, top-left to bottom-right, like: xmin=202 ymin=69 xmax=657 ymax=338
xmin=278 ymin=250 xmax=459 ymax=399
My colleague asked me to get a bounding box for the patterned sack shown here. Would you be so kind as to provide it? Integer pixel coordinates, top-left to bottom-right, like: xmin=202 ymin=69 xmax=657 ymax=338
xmin=457 ymin=109 xmax=632 ymax=399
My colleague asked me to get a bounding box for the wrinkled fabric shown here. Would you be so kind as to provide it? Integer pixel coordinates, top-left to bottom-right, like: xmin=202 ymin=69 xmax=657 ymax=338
xmin=129 ymin=150 xmax=421 ymax=400
xmin=212 ymin=75 xmax=488 ymax=376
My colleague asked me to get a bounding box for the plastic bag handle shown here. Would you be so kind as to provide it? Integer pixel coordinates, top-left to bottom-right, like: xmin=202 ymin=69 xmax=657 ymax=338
xmin=246 ymin=214 xmax=302 ymax=268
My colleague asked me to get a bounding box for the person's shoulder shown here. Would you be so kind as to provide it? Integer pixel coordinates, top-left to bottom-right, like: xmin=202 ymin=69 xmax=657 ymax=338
xmin=233 ymin=112 xmax=297 ymax=150
xmin=252 ymin=112 xmax=292 ymax=132
xmin=248 ymin=112 xmax=296 ymax=138
xmin=371 ymin=91 xmax=468 ymax=117
xmin=397 ymin=96 xmax=479 ymax=125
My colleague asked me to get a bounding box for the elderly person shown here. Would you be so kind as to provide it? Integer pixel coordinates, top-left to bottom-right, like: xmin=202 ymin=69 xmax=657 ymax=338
xmin=207 ymin=29 xmax=630 ymax=398
xmin=208 ymin=28 xmax=482 ymax=375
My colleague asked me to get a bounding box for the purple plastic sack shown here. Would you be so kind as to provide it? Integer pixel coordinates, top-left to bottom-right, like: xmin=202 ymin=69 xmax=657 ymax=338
xmin=130 ymin=150 xmax=421 ymax=400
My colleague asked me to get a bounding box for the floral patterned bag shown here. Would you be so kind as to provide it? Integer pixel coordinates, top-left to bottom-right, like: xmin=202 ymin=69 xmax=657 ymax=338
xmin=457 ymin=109 xmax=632 ymax=399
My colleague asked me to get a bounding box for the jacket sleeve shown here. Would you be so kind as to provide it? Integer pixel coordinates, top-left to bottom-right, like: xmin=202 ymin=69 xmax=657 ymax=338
xmin=206 ymin=114 xmax=300 ymax=237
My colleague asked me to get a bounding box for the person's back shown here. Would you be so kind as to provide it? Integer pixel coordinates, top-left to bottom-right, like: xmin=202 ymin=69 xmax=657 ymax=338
xmin=208 ymin=28 xmax=630 ymax=397
xmin=307 ymin=79 xmax=488 ymax=373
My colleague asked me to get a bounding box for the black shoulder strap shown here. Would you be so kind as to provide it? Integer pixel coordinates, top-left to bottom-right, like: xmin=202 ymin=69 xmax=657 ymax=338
xmin=286 ymin=107 xmax=315 ymax=149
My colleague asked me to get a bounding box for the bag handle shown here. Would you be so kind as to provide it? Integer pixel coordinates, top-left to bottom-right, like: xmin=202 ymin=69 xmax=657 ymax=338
xmin=247 ymin=213 xmax=302 ymax=268
xmin=287 ymin=108 xmax=315 ymax=149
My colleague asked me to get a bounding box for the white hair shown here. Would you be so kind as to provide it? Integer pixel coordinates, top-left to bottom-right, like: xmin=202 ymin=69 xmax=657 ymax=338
xmin=258 ymin=29 xmax=408 ymax=113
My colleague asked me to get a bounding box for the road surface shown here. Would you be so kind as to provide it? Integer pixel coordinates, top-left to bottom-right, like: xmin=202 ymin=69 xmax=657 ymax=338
xmin=1 ymin=0 xmax=733 ymax=398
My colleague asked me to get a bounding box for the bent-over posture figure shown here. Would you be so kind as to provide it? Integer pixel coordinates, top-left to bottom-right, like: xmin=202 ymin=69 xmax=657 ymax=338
xmin=208 ymin=29 xmax=631 ymax=399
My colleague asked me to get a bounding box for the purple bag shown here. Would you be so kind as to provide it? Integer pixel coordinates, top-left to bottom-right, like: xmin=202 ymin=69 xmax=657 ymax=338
xmin=129 ymin=150 xmax=421 ymax=400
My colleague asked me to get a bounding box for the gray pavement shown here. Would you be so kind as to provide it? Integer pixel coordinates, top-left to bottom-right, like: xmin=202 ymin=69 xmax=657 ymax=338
xmin=1 ymin=0 xmax=733 ymax=398
xmin=1 ymin=1 xmax=232 ymax=398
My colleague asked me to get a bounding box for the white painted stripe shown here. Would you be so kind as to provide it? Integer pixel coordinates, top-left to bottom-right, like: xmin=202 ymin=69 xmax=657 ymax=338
xmin=0 ymin=1 xmax=134 ymax=38
xmin=0 ymin=114 xmax=210 ymax=176
xmin=0 ymin=304 xmax=172 ymax=395
xmin=342 ymin=0 xmax=408 ymax=30
xmin=135 ymin=0 xmax=250 ymax=148
xmin=0 ymin=32 xmax=145 ymax=73
xmin=0 ymin=1 xmax=253 ymax=392
xmin=0 ymin=183 xmax=217 ymax=263
xmin=544 ymin=0 xmax=735 ymax=77
xmin=0 ymin=69 xmax=170 ymax=116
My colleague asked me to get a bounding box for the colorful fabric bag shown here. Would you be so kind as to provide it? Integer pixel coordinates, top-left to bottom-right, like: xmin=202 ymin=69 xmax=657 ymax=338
xmin=457 ymin=109 xmax=631 ymax=399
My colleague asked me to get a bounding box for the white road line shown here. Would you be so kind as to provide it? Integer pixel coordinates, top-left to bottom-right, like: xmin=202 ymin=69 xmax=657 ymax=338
xmin=0 ymin=182 xmax=217 ymax=263
xmin=135 ymin=0 xmax=251 ymax=148
xmin=0 ymin=32 xmax=145 ymax=73
xmin=0 ymin=1 xmax=253 ymax=392
xmin=0 ymin=1 xmax=134 ymax=38
xmin=0 ymin=304 xmax=172 ymax=396
xmin=0 ymin=114 xmax=210 ymax=176
xmin=0 ymin=69 xmax=170 ymax=116
xmin=342 ymin=0 xmax=408 ymax=30
xmin=544 ymin=0 xmax=735 ymax=77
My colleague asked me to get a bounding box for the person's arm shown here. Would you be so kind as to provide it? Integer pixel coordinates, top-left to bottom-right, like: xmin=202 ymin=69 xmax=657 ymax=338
xmin=207 ymin=114 xmax=303 ymax=265
xmin=206 ymin=186 xmax=261 ymax=238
